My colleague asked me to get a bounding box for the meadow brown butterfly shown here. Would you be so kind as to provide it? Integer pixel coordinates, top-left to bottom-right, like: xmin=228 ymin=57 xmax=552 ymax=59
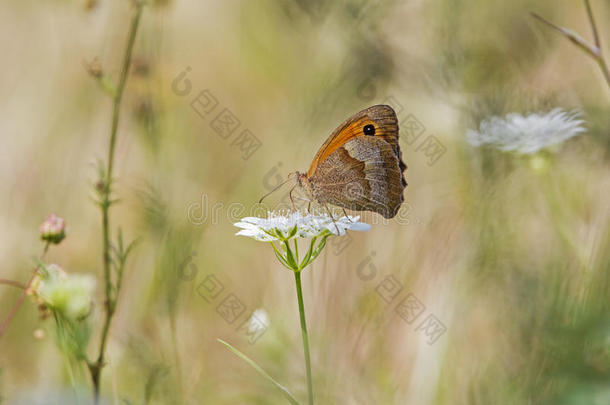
xmin=295 ymin=105 xmax=407 ymax=218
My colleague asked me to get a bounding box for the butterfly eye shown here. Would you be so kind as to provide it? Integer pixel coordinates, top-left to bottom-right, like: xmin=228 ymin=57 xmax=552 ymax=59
xmin=363 ymin=124 xmax=375 ymax=136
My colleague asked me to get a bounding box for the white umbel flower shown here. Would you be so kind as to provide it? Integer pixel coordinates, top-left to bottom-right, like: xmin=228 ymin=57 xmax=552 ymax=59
xmin=234 ymin=211 xmax=370 ymax=241
xmin=466 ymin=108 xmax=586 ymax=154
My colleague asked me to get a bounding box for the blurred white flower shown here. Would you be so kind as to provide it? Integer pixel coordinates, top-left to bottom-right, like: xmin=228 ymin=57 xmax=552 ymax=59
xmin=27 ymin=263 xmax=67 ymax=298
xmin=466 ymin=108 xmax=586 ymax=154
xmin=30 ymin=264 xmax=95 ymax=320
xmin=247 ymin=308 xmax=269 ymax=333
xmin=234 ymin=211 xmax=370 ymax=241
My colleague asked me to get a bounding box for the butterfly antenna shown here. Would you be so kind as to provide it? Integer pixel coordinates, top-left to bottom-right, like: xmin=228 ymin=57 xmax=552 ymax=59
xmin=258 ymin=173 xmax=297 ymax=204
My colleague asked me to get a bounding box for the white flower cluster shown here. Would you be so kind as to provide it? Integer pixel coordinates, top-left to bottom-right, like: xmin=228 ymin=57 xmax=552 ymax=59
xmin=466 ymin=108 xmax=586 ymax=155
xmin=235 ymin=211 xmax=370 ymax=241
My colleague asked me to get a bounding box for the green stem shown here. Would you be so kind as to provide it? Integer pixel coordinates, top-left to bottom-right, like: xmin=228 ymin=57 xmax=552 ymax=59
xmin=584 ymin=0 xmax=610 ymax=89
xmin=294 ymin=271 xmax=313 ymax=405
xmin=90 ymin=3 xmax=143 ymax=404
xmin=0 ymin=279 xmax=26 ymax=290
xmin=531 ymin=6 xmax=610 ymax=90
xmin=0 ymin=242 xmax=49 ymax=338
xmin=584 ymin=0 xmax=601 ymax=50
xmin=283 ymin=240 xmax=298 ymax=269
xmin=270 ymin=241 xmax=292 ymax=269
xmin=597 ymin=55 xmax=610 ymax=89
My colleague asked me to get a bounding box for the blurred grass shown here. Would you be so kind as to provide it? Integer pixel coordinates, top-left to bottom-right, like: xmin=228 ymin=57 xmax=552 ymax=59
xmin=0 ymin=0 xmax=609 ymax=404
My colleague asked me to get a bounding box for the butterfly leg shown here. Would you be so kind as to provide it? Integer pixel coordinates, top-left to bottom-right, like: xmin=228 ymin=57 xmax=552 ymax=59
xmin=289 ymin=185 xmax=297 ymax=211
xmin=323 ymin=204 xmax=341 ymax=234
xmin=342 ymin=208 xmax=354 ymax=222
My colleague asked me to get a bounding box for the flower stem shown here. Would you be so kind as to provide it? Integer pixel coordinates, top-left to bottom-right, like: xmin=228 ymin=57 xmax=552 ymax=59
xmin=531 ymin=2 xmax=610 ymax=90
xmin=0 ymin=279 xmax=26 ymax=290
xmin=0 ymin=242 xmax=49 ymax=338
xmin=584 ymin=0 xmax=601 ymax=51
xmin=89 ymin=3 xmax=143 ymax=403
xmin=294 ymin=271 xmax=313 ymax=405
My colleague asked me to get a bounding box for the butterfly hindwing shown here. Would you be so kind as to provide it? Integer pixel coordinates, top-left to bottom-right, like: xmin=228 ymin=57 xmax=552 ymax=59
xmin=309 ymin=136 xmax=405 ymax=218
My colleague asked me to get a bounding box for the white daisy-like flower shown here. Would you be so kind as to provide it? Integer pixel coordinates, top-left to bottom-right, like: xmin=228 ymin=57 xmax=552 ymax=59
xmin=234 ymin=211 xmax=370 ymax=242
xmin=466 ymin=108 xmax=586 ymax=155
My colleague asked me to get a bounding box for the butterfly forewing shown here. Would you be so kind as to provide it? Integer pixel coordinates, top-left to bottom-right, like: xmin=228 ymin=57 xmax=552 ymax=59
xmin=307 ymin=105 xmax=402 ymax=178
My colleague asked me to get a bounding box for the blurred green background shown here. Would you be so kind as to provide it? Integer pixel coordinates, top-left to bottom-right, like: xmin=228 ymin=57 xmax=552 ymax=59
xmin=1 ymin=0 xmax=609 ymax=404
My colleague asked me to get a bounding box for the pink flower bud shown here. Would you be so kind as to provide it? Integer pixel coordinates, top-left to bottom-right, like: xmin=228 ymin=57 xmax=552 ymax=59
xmin=39 ymin=214 xmax=66 ymax=244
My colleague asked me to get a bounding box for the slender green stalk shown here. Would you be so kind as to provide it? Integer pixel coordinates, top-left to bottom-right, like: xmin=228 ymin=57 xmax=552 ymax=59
xmin=0 ymin=279 xmax=26 ymax=290
xmin=233 ymin=235 xmax=330 ymax=403
xmin=294 ymin=271 xmax=313 ymax=405
xmin=0 ymin=243 xmax=49 ymax=338
xmin=584 ymin=0 xmax=601 ymax=50
xmin=89 ymin=3 xmax=143 ymax=403
xmin=585 ymin=0 xmax=610 ymax=89
xmin=294 ymin=239 xmax=300 ymax=263
xmin=531 ymin=0 xmax=610 ymax=89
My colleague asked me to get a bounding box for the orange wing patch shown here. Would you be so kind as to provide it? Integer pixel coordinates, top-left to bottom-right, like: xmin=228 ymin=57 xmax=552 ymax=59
xmin=307 ymin=105 xmax=399 ymax=177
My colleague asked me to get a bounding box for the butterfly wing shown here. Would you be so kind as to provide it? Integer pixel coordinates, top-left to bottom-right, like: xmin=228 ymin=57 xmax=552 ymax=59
xmin=307 ymin=104 xmax=405 ymax=178
xmin=308 ymin=136 xmax=406 ymax=218
xmin=305 ymin=105 xmax=407 ymax=218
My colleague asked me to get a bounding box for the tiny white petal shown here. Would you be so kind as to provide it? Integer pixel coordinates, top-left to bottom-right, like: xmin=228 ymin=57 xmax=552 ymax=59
xmin=234 ymin=222 xmax=260 ymax=231
xmin=235 ymin=217 xmax=265 ymax=226
xmin=236 ymin=229 xmax=276 ymax=241
xmin=235 ymin=229 xmax=259 ymax=237
xmin=346 ymin=222 xmax=371 ymax=232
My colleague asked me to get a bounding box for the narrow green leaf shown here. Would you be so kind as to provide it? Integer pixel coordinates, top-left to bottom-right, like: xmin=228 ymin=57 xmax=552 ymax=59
xmin=217 ymin=339 xmax=301 ymax=405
